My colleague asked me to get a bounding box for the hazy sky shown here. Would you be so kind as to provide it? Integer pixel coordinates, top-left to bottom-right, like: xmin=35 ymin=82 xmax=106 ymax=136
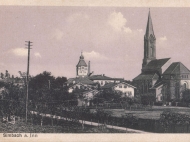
xmin=0 ymin=7 xmax=190 ymax=80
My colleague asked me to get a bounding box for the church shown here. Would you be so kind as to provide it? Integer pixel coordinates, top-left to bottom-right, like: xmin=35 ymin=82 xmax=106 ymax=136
xmin=133 ymin=10 xmax=190 ymax=103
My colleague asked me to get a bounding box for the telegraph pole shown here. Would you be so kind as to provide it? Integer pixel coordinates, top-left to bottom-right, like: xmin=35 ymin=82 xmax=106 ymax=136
xmin=25 ymin=41 xmax=32 ymax=123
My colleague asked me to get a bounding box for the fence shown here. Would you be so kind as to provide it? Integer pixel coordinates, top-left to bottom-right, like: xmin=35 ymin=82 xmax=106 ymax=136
xmin=1 ymin=99 xmax=190 ymax=133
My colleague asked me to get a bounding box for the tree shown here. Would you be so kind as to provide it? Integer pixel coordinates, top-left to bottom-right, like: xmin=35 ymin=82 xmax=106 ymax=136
xmin=0 ymin=82 xmax=25 ymax=117
xmin=182 ymin=89 xmax=190 ymax=104
xmin=1 ymin=73 xmax=4 ymax=79
xmin=54 ymin=76 xmax=67 ymax=88
xmin=5 ymin=70 xmax=10 ymax=78
xmin=141 ymin=93 xmax=156 ymax=105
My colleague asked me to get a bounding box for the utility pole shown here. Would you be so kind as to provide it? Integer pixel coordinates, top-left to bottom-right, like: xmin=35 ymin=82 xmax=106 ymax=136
xmin=25 ymin=41 xmax=32 ymax=123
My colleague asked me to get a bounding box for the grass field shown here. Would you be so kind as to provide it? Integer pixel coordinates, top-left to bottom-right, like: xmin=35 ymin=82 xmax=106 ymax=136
xmin=105 ymin=106 xmax=190 ymax=120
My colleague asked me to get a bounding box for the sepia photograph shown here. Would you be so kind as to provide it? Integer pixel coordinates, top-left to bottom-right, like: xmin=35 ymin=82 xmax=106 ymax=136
xmin=1 ymin=0 xmax=190 ymax=141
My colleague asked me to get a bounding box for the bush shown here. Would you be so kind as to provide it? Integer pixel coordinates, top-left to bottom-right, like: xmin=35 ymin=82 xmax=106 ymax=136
xmin=177 ymin=102 xmax=188 ymax=107
xmin=159 ymin=110 xmax=190 ymax=132
xmin=154 ymin=102 xmax=163 ymax=106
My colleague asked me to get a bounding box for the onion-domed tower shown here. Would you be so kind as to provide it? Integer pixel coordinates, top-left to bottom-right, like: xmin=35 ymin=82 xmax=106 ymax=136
xmin=76 ymin=52 xmax=88 ymax=77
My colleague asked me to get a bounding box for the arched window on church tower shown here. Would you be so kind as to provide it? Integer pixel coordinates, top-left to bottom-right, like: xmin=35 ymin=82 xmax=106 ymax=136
xmin=150 ymin=46 xmax=154 ymax=57
xmin=142 ymin=85 xmax=144 ymax=94
xmin=184 ymin=83 xmax=187 ymax=90
xmin=149 ymin=47 xmax=152 ymax=57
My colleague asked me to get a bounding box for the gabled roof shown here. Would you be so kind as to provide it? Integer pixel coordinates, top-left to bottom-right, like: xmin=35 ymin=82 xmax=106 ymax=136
xmin=83 ymin=89 xmax=99 ymax=95
xmin=67 ymin=77 xmax=95 ymax=85
xmin=116 ymin=82 xmax=136 ymax=88
xmin=76 ymin=59 xmax=87 ymax=67
xmin=89 ymin=75 xmax=124 ymax=81
xmin=89 ymin=75 xmax=112 ymax=80
xmin=101 ymin=83 xmax=116 ymax=89
xmin=68 ymin=82 xmax=87 ymax=89
xmin=143 ymin=58 xmax=170 ymax=70
xmin=163 ymin=62 xmax=190 ymax=75
xmin=133 ymin=73 xmax=159 ymax=81
xmin=101 ymin=82 xmax=136 ymax=89
xmin=112 ymin=78 xmax=125 ymax=81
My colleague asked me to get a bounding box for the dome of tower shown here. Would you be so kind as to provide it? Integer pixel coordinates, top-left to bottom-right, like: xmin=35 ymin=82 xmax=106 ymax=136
xmin=80 ymin=54 xmax=84 ymax=59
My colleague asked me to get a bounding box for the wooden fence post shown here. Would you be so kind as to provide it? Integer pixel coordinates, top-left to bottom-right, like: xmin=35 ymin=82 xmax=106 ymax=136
xmin=31 ymin=115 xmax=33 ymax=125
xmin=51 ymin=117 xmax=53 ymax=126
xmin=41 ymin=118 xmax=43 ymax=126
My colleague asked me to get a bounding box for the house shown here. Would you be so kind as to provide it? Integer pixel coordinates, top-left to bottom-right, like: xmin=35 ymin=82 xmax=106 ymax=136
xmin=89 ymin=74 xmax=124 ymax=86
xmin=77 ymin=89 xmax=99 ymax=106
xmin=67 ymin=76 xmax=95 ymax=86
xmin=101 ymin=82 xmax=136 ymax=98
xmin=83 ymin=89 xmax=99 ymax=100
xmin=68 ymin=82 xmax=93 ymax=93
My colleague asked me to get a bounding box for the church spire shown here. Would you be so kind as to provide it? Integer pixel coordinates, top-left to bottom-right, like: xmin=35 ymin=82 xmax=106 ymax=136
xmin=145 ymin=9 xmax=155 ymax=39
xmin=142 ymin=9 xmax=156 ymax=68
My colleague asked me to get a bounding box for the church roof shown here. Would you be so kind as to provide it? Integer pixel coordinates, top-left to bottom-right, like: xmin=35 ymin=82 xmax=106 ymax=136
xmin=150 ymin=80 xmax=164 ymax=89
xmin=76 ymin=59 xmax=87 ymax=67
xmin=133 ymin=73 xmax=159 ymax=81
xmin=143 ymin=58 xmax=170 ymax=70
xmin=145 ymin=10 xmax=155 ymax=39
xmin=163 ymin=62 xmax=190 ymax=75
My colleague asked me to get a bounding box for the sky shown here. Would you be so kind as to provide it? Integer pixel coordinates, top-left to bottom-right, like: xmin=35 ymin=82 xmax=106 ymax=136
xmin=0 ymin=7 xmax=190 ymax=80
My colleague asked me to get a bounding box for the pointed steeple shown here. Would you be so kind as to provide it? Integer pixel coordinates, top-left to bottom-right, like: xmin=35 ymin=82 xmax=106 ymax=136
xmin=142 ymin=9 xmax=156 ymax=68
xmin=145 ymin=9 xmax=155 ymax=39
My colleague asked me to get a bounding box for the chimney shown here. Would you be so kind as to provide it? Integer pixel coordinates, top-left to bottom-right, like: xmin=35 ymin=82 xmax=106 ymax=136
xmin=88 ymin=61 xmax=90 ymax=74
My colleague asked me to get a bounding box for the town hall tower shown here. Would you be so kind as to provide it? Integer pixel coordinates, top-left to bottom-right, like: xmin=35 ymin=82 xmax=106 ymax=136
xmin=76 ymin=52 xmax=90 ymax=77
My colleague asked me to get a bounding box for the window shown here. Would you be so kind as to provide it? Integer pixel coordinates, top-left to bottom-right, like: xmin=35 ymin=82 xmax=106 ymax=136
xmin=160 ymin=96 xmax=163 ymax=101
xmin=119 ymin=85 xmax=122 ymax=88
xmin=124 ymin=85 xmax=127 ymax=88
xmin=101 ymin=81 xmax=103 ymax=85
xmin=184 ymin=83 xmax=187 ymax=90
xmin=171 ymin=75 xmax=173 ymax=79
xmin=142 ymin=85 xmax=144 ymax=94
xmin=150 ymin=46 xmax=153 ymax=57
xmin=127 ymin=91 xmax=132 ymax=97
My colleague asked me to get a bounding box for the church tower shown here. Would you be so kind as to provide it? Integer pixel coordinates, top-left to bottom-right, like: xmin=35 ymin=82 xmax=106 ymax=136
xmin=76 ymin=52 xmax=88 ymax=77
xmin=142 ymin=10 xmax=156 ymax=68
